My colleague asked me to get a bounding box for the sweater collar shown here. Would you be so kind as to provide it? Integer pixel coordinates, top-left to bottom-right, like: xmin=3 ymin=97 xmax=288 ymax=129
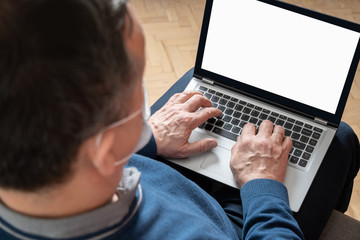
xmin=0 ymin=167 xmax=142 ymax=239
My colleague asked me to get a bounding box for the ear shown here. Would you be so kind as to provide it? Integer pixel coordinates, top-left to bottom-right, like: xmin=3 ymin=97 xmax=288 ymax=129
xmin=92 ymin=131 xmax=117 ymax=177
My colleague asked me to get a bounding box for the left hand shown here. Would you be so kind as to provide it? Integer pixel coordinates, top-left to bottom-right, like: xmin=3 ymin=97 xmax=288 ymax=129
xmin=230 ymin=120 xmax=292 ymax=187
xmin=148 ymin=90 xmax=222 ymax=158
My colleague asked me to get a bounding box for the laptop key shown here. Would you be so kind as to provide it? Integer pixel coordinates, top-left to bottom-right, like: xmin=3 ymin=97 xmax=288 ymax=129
xmin=249 ymin=117 xmax=258 ymax=125
xmin=204 ymin=93 xmax=212 ymax=99
xmin=231 ymin=118 xmax=240 ymax=126
xmin=247 ymin=103 xmax=255 ymax=108
xmin=276 ymin=119 xmax=285 ymax=126
xmin=314 ymin=127 xmax=323 ymax=133
xmin=231 ymin=97 xmax=238 ymax=102
xmin=284 ymin=122 xmax=294 ymax=130
xmin=293 ymin=125 xmax=302 ymax=132
xmin=300 ymin=136 xmax=309 ymax=144
xmin=239 ymin=100 xmax=247 ymax=105
xmin=290 ymin=156 xmax=299 ymax=164
xmin=223 ymin=115 xmax=232 ymax=122
xmin=225 ymin=108 xmax=234 ymax=115
xmin=285 ymin=129 xmax=292 ymax=137
xmin=211 ymin=95 xmax=220 ymax=103
xmin=251 ymin=110 xmax=260 ymax=117
xmin=219 ymin=98 xmax=227 ymax=105
xmin=309 ymin=139 xmax=317 ymax=146
xmin=301 ymin=128 xmax=312 ymax=136
xmin=204 ymin=124 xmax=213 ymax=131
xmin=227 ymin=101 xmax=235 ymax=108
xmin=224 ymin=123 xmax=232 ymax=131
xmin=287 ymin=118 xmax=295 ymax=123
xmin=207 ymin=118 xmax=216 ymax=124
xmin=241 ymin=114 xmax=250 ymax=121
xmin=312 ymin=132 xmax=321 ymax=140
xmin=268 ymin=116 xmax=276 ymax=123
xmin=293 ymin=140 xmax=306 ymax=150
xmin=233 ymin=111 xmax=241 ymax=118
xmin=218 ymin=105 xmax=226 ymax=112
xmin=215 ymin=92 xmax=223 ymax=97
xmin=232 ymin=126 xmax=241 ymax=134
xmin=215 ymin=120 xmax=224 ymax=128
xmin=223 ymin=94 xmax=231 ymax=99
xmin=235 ymin=104 xmax=244 ymax=111
xmin=213 ymin=127 xmax=238 ymax=141
xmin=304 ymin=124 xmax=313 ymax=129
xmin=299 ymin=160 xmax=308 ymax=167
xmin=294 ymin=149 xmax=302 ymax=157
xmin=199 ymin=86 xmax=208 ymax=91
xmin=296 ymin=120 xmax=304 ymax=126
xmin=303 ymin=152 xmax=311 ymax=160
xmin=243 ymin=107 xmax=251 ymax=114
xmin=259 ymin=113 xmax=268 ymax=120
xmin=271 ymin=112 xmax=279 ymax=117
xmin=305 ymin=145 xmax=314 ymax=153
xmin=291 ymin=132 xmax=300 ymax=140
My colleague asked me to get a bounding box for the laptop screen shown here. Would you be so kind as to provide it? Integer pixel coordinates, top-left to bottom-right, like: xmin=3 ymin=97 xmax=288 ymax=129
xmin=201 ymin=0 xmax=360 ymax=115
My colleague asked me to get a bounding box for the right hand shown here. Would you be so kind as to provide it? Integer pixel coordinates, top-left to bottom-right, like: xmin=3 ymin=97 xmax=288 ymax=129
xmin=230 ymin=120 xmax=292 ymax=187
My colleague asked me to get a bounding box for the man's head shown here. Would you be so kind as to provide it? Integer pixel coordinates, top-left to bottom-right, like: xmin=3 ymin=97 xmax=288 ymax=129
xmin=0 ymin=0 xmax=145 ymax=192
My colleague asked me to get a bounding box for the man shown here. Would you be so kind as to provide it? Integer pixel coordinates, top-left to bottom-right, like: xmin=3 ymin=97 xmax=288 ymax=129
xmin=0 ymin=0 xmax=358 ymax=239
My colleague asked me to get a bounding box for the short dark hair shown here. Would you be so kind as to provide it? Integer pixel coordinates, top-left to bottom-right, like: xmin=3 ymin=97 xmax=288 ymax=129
xmin=0 ymin=0 xmax=137 ymax=191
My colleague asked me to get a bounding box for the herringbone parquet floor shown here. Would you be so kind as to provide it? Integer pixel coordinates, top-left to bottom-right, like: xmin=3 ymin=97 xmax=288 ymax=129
xmin=131 ymin=0 xmax=360 ymax=221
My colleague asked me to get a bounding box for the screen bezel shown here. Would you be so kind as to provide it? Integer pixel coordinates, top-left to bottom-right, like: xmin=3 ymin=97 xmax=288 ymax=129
xmin=194 ymin=0 xmax=360 ymax=126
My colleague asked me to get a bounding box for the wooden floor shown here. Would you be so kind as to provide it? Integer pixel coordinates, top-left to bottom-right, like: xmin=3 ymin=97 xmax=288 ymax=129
xmin=131 ymin=0 xmax=360 ymax=221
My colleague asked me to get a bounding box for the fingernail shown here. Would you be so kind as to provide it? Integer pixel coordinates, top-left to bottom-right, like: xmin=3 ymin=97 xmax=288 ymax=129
xmin=209 ymin=141 xmax=217 ymax=149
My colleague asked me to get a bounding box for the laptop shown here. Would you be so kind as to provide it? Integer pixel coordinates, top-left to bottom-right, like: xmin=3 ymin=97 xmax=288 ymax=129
xmin=165 ymin=0 xmax=360 ymax=212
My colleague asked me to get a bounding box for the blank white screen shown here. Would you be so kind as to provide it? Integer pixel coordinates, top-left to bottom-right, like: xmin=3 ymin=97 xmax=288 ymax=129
xmin=201 ymin=0 xmax=360 ymax=114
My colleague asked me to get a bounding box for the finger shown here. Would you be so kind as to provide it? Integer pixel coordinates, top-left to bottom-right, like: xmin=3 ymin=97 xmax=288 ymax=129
xmin=257 ymin=120 xmax=273 ymax=137
xmin=189 ymin=107 xmax=222 ymax=128
xmin=184 ymin=94 xmax=213 ymax=112
xmin=282 ymin=136 xmax=293 ymax=153
xmin=181 ymin=138 xmax=218 ymax=157
xmin=167 ymin=93 xmax=182 ymax=103
xmin=272 ymin=125 xmax=285 ymax=143
xmin=172 ymin=90 xmax=202 ymax=104
xmin=241 ymin=123 xmax=256 ymax=137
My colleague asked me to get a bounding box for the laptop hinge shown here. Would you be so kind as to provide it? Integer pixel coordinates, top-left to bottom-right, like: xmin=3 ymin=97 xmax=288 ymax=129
xmin=314 ymin=117 xmax=328 ymax=126
xmin=202 ymin=78 xmax=214 ymax=86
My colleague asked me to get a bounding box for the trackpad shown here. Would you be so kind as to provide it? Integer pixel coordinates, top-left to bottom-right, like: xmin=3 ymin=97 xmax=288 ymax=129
xmin=200 ymin=146 xmax=234 ymax=180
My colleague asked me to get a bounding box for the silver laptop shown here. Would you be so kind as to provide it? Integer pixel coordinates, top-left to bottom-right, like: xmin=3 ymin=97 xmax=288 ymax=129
xmin=166 ymin=0 xmax=360 ymax=212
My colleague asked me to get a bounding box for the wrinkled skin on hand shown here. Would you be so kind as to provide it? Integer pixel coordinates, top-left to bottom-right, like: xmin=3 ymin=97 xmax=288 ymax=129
xmin=230 ymin=120 xmax=293 ymax=187
xmin=148 ymin=91 xmax=222 ymax=158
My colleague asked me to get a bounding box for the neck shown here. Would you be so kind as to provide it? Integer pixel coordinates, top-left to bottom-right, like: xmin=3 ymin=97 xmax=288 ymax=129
xmin=0 ymin=167 xmax=118 ymax=218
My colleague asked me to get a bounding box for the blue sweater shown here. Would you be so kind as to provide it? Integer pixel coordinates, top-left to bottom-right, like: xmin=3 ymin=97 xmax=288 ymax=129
xmin=0 ymin=137 xmax=303 ymax=239
xmin=124 ymin=155 xmax=304 ymax=240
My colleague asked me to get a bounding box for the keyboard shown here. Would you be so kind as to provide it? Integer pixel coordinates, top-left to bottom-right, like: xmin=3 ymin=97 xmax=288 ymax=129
xmin=197 ymin=85 xmax=323 ymax=169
